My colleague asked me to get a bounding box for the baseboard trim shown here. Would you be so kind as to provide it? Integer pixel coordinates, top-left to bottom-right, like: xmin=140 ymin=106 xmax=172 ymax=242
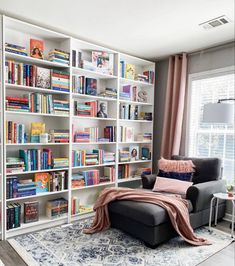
xmin=223 ymin=212 xmax=233 ymax=222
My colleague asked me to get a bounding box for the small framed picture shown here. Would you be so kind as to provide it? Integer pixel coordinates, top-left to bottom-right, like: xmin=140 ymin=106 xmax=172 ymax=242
xmin=97 ymin=101 xmax=108 ymax=118
xmin=129 ymin=145 xmax=139 ymax=161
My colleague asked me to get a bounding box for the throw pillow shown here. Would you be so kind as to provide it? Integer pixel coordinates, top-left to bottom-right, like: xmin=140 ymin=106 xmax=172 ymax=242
xmin=152 ymin=176 xmax=193 ymax=195
xmin=158 ymin=169 xmax=193 ymax=182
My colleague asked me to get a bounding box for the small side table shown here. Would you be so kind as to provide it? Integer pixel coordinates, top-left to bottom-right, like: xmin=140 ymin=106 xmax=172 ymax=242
xmin=209 ymin=192 xmax=235 ymax=238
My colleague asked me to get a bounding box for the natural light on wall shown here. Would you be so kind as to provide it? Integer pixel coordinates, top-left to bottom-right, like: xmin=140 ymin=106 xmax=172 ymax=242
xmin=187 ymin=68 xmax=235 ymax=183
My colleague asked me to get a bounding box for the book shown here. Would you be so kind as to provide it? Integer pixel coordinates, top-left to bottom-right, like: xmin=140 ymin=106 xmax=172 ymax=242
xmin=34 ymin=173 xmax=50 ymax=193
xmin=125 ymin=64 xmax=135 ymax=80
xmin=36 ymin=67 xmax=51 ymax=89
xmin=97 ymin=101 xmax=108 ymax=118
xmin=30 ymin=39 xmax=44 ymax=59
xmin=31 ymin=122 xmax=45 ymax=136
xmin=85 ymin=78 xmax=97 ymax=95
xmin=24 ymin=201 xmax=39 ymax=223
xmin=92 ymin=51 xmax=114 ymax=75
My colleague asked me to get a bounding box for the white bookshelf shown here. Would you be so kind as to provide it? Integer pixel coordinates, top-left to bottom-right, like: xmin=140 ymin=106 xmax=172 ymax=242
xmin=0 ymin=15 xmax=155 ymax=239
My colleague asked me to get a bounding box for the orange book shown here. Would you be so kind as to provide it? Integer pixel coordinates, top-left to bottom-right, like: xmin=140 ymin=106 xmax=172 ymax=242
xmin=30 ymin=38 xmax=44 ymax=59
xmin=34 ymin=173 xmax=49 ymax=193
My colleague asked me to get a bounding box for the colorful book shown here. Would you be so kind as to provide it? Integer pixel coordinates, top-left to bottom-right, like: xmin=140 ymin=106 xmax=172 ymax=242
xmin=30 ymin=39 xmax=44 ymax=59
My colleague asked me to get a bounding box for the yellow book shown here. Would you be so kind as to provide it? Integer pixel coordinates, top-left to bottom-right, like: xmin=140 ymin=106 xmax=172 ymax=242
xmin=125 ymin=64 xmax=135 ymax=80
xmin=31 ymin=122 xmax=45 ymax=135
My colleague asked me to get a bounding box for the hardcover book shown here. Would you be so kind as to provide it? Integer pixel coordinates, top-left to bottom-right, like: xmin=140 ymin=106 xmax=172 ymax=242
xmin=30 ymin=39 xmax=44 ymax=59
xmin=125 ymin=127 xmax=134 ymax=142
xmin=92 ymin=51 xmax=114 ymax=75
xmin=129 ymin=145 xmax=139 ymax=161
xmin=35 ymin=173 xmax=49 ymax=193
xmin=85 ymin=78 xmax=97 ymax=95
xmin=24 ymin=201 xmax=39 ymax=223
xmin=36 ymin=67 xmax=51 ymax=89
xmin=125 ymin=64 xmax=135 ymax=80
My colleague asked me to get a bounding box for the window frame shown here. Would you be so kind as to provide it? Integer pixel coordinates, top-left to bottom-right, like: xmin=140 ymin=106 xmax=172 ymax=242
xmin=185 ymin=66 xmax=235 ymax=176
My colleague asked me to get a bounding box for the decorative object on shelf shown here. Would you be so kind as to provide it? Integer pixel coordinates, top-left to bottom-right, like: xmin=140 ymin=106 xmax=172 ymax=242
xmin=138 ymin=90 xmax=147 ymax=102
xmin=92 ymin=51 xmax=114 ymax=75
xmin=97 ymin=101 xmax=108 ymax=118
xmin=39 ymin=133 xmax=52 ymax=144
xmin=129 ymin=145 xmax=139 ymax=161
xmin=203 ymin=98 xmax=235 ymax=124
xmin=141 ymin=147 xmax=150 ymax=160
xmin=30 ymin=38 xmax=44 ymax=59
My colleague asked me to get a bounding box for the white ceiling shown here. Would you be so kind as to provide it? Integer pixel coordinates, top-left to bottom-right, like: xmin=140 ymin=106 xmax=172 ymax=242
xmin=0 ymin=0 xmax=234 ymax=59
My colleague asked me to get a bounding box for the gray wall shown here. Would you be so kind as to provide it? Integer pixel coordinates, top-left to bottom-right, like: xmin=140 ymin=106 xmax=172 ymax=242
xmin=153 ymin=42 xmax=235 ymax=216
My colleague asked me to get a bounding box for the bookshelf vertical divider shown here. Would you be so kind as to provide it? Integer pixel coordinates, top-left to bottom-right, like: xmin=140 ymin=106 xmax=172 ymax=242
xmin=0 ymin=14 xmax=155 ymax=239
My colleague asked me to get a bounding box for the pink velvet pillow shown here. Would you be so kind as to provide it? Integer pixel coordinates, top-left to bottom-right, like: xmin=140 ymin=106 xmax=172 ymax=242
xmin=152 ymin=176 xmax=193 ymax=195
xmin=158 ymin=157 xmax=195 ymax=173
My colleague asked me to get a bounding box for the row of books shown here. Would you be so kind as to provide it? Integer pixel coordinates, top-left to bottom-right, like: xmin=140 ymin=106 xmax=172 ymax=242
xmin=118 ymin=165 xmax=152 ymax=179
xmin=72 ymin=149 xmax=115 ymax=167
xmin=48 ymin=49 xmax=70 ymax=65
xmin=72 ymin=76 xmax=97 ymax=95
xmin=7 ymin=197 xmax=68 ymax=230
xmin=6 ymin=171 xmax=68 ymax=199
xmin=6 ymin=94 xmax=69 ymax=115
xmin=72 ymin=166 xmax=115 ymax=188
xmin=119 ymin=61 xmax=154 ymax=84
xmin=120 ymin=104 xmax=138 ymax=120
xmin=5 ymin=60 xmax=70 ymax=92
xmin=6 ymin=121 xmax=26 ymax=143
xmin=119 ymin=127 xmax=152 ymax=143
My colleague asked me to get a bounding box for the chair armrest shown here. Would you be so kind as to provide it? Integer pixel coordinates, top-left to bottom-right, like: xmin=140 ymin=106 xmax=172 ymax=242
xmin=141 ymin=174 xmax=157 ymax=189
xmin=186 ymin=180 xmax=226 ymax=212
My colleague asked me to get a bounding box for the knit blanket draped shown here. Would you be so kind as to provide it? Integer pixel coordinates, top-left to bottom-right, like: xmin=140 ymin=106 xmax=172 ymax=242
xmin=83 ymin=187 xmax=211 ymax=246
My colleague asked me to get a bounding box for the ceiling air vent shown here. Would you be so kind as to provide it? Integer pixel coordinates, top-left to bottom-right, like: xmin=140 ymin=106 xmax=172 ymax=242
xmin=199 ymin=15 xmax=231 ymax=30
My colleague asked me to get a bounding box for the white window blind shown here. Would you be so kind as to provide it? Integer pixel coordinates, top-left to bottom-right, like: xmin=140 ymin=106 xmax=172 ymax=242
xmin=187 ymin=68 xmax=235 ymax=183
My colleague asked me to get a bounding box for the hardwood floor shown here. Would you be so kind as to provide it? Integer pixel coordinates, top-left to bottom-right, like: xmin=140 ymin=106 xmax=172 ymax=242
xmin=0 ymin=220 xmax=234 ymax=266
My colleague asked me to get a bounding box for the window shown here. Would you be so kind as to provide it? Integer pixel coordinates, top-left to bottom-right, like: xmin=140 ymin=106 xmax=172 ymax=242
xmin=187 ymin=67 xmax=235 ymax=183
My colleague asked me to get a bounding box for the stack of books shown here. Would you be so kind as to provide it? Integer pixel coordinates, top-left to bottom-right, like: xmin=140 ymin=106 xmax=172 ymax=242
xmin=136 ymin=133 xmax=152 ymax=142
xmin=136 ymin=74 xmax=148 ymax=82
xmin=120 ymin=104 xmax=138 ymax=120
xmin=6 ymin=96 xmax=29 ymax=112
xmin=5 ymin=43 xmax=27 ymax=56
xmin=46 ymin=198 xmax=68 ymax=219
xmin=6 ymin=121 xmax=26 ymax=143
xmin=118 ymin=164 xmax=130 ymax=179
xmin=74 ymin=101 xmax=97 ymax=117
xmin=71 ymin=173 xmax=85 ymax=188
xmin=49 ymin=129 xmax=69 ymax=143
xmin=7 ymin=203 xmax=21 ymax=230
xmin=48 ymin=49 xmax=70 ymax=65
xmin=143 ymin=70 xmax=155 ymax=84
xmin=5 ymin=61 xmax=51 ymax=89
xmin=51 ymin=70 xmax=70 ymax=93
xmin=71 ymin=196 xmax=80 ymax=215
xmin=119 ymin=150 xmax=130 ymax=162
xmin=6 ymin=157 xmax=25 ymax=174
xmin=53 ymin=99 xmax=69 ymax=115
xmin=135 ymin=167 xmax=152 ymax=176
xmin=99 ymin=88 xmax=117 ymax=99
xmin=73 ymin=131 xmax=90 ymax=143
xmin=72 ymin=169 xmax=101 ymax=188
xmin=85 ymin=152 xmax=99 ymax=165
xmin=6 ymin=177 xmax=36 ymax=199
xmin=104 ymin=126 xmax=116 ymax=142
xmin=19 ymin=149 xmax=53 ymax=171
xmin=103 ymin=151 xmax=115 ymax=163
xmin=79 ymin=204 xmax=93 ymax=214
xmin=53 ymin=158 xmax=69 ymax=169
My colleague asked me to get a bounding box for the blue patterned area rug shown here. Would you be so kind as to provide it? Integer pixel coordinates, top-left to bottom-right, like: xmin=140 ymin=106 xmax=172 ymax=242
xmin=8 ymin=219 xmax=233 ymax=266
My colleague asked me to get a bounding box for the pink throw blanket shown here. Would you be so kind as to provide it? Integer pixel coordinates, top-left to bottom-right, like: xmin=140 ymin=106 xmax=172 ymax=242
xmin=84 ymin=187 xmax=211 ymax=246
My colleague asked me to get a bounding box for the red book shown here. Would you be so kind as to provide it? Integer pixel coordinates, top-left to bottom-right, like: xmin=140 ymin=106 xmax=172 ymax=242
xmin=6 ymin=96 xmax=29 ymax=102
xmin=52 ymin=73 xmax=69 ymax=79
xmin=104 ymin=128 xmax=111 ymax=140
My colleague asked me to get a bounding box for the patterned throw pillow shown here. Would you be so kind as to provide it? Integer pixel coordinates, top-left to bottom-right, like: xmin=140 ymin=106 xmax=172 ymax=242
xmin=158 ymin=157 xmax=195 ymax=182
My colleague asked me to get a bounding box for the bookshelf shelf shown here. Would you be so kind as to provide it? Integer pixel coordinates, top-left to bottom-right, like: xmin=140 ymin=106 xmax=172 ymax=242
xmin=72 ymin=163 xmax=116 ymax=170
xmin=72 ymin=116 xmax=116 ymax=121
xmin=6 ymin=84 xmax=70 ymax=95
xmin=5 ymin=52 xmax=70 ymax=68
xmin=72 ymin=67 xmax=118 ymax=79
xmin=0 ymin=15 xmax=155 ymax=240
xmin=72 ymin=93 xmax=117 ymax=102
xmin=117 ymin=176 xmax=142 ymax=183
xmin=6 ymin=111 xmax=69 ymax=118
xmin=72 ymin=142 xmax=116 ymax=145
xmin=6 ymin=168 xmax=69 ymax=176
xmin=119 ymin=119 xmax=153 ymax=123
xmin=6 ymin=190 xmax=69 ymax=202
xmin=6 ymin=143 xmax=69 ymax=146
xmin=118 ymin=160 xmax=152 ymax=165
xmin=119 ymin=77 xmax=153 ymax=87
xmin=72 ymin=181 xmax=115 ymax=191
xmin=119 ymin=99 xmax=152 ymax=106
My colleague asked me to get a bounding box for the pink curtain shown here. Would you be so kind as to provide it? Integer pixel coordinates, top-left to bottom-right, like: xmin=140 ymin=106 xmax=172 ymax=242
xmin=160 ymin=53 xmax=188 ymax=159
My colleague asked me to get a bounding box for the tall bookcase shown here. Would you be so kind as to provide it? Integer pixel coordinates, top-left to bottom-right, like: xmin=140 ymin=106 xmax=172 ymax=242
xmin=0 ymin=15 xmax=155 ymax=239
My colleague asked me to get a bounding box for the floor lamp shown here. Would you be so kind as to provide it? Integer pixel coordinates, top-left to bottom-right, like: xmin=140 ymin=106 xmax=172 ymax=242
xmin=203 ymin=98 xmax=235 ymax=229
